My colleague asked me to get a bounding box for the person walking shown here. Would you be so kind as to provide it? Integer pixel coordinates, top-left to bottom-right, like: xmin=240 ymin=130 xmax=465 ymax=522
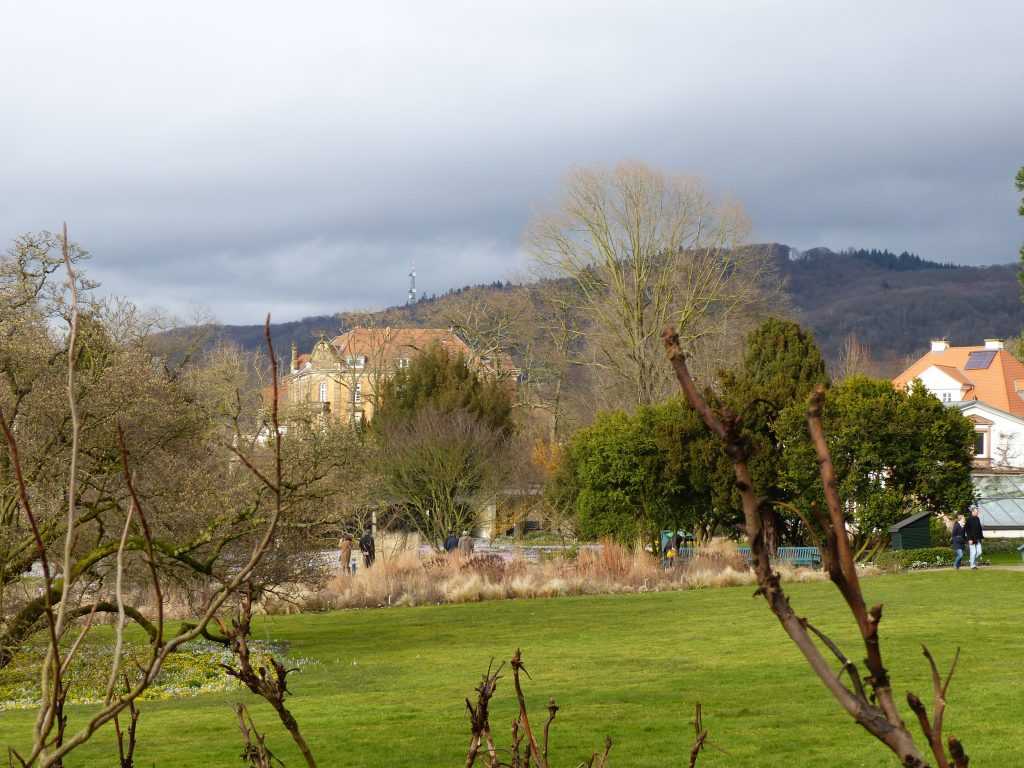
xmin=951 ymin=514 xmax=966 ymax=570
xmin=338 ymin=535 xmax=353 ymax=576
xmin=965 ymin=506 xmax=984 ymax=569
xmin=359 ymin=530 xmax=376 ymax=568
xmin=458 ymin=529 xmax=474 ymax=557
xmin=444 ymin=531 xmax=459 ymax=554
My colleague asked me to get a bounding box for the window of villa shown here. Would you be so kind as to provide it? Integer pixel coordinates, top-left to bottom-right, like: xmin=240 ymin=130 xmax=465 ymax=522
xmin=398 ymin=357 xmax=410 ymax=369
xmin=974 ymin=431 xmax=987 ymax=457
xmin=354 ymin=382 xmax=362 ymax=404
xmin=318 ymin=382 xmax=328 ymax=402
xmin=942 ymin=392 xmax=951 ymax=403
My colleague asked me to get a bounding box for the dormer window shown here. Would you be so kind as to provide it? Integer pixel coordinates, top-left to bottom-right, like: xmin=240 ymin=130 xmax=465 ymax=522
xmin=346 ymin=355 xmax=366 ymax=368
xmin=974 ymin=430 xmax=988 ymax=458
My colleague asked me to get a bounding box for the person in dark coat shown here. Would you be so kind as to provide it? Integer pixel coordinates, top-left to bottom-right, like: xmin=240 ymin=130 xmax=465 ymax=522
xmin=965 ymin=507 xmax=984 ymax=569
xmin=951 ymin=514 xmax=966 ymax=570
xmin=359 ymin=531 xmax=376 ymax=568
xmin=444 ymin=532 xmax=459 ymax=553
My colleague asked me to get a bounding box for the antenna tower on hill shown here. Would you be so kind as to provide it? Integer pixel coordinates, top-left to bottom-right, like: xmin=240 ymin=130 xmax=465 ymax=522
xmin=407 ymin=264 xmax=417 ymax=305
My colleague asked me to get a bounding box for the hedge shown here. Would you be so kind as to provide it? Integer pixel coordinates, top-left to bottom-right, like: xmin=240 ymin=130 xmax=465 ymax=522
xmin=979 ymin=537 xmax=1022 ymax=553
xmin=874 ymin=547 xmax=954 ymax=570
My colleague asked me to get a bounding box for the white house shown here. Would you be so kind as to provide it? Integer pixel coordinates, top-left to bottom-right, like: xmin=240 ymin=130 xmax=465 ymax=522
xmin=893 ymin=338 xmax=1024 ymax=469
xmin=894 ymin=338 xmax=1024 ymax=536
xmin=948 ymin=400 xmax=1024 ymax=469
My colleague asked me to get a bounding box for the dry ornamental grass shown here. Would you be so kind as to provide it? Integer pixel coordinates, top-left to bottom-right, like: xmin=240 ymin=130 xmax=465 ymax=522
xmin=290 ymin=540 xmax=835 ymax=614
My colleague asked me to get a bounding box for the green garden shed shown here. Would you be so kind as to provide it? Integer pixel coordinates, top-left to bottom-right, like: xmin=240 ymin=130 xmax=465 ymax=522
xmin=888 ymin=511 xmax=932 ymax=550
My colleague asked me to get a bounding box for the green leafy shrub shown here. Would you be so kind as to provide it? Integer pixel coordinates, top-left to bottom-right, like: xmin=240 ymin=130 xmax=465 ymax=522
xmin=980 ymin=538 xmax=1022 ymax=554
xmin=929 ymin=516 xmax=952 ymax=547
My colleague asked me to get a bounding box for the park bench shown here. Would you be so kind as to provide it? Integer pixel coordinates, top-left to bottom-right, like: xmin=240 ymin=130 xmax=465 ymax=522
xmin=665 ymin=545 xmax=820 ymax=568
xmin=775 ymin=546 xmax=822 ymax=568
xmin=670 ymin=547 xmax=752 ymax=563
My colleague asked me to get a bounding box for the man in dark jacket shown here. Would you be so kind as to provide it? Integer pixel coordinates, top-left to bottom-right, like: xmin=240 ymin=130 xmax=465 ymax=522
xmin=444 ymin=532 xmax=459 ymax=554
xmin=965 ymin=507 xmax=984 ymax=569
xmin=359 ymin=531 xmax=376 ymax=568
xmin=951 ymin=514 xmax=966 ymax=570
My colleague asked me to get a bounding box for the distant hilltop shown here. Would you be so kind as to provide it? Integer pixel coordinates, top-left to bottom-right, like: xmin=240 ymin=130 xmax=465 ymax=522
xmin=202 ymin=244 xmax=1022 ymax=376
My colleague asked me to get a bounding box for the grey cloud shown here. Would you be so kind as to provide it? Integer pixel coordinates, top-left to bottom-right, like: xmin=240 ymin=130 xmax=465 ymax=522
xmin=2 ymin=1 xmax=1022 ymax=323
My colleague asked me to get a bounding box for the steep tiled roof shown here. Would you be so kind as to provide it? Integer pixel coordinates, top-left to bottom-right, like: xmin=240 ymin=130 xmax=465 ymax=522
xmin=933 ymin=365 xmax=973 ymax=386
xmin=330 ymin=327 xmax=516 ymax=376
xmin=331 ymin=327 xmax=473 ymax=361
xmin=893 ymin=346 xmax=1024 ymax=417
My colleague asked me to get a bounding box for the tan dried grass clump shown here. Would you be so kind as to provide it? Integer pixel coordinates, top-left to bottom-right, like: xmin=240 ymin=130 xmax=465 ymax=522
xmin=302 ymin=539 xmax=829 ymax=613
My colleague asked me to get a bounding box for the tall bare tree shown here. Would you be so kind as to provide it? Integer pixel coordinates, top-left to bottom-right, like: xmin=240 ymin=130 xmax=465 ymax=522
xmin=835 ymin=332 xmax=876 ymax=380
xmin=376 ymin=407 xmax=515 ymax=548
xmin=529 ymin=162 xmax=782 ymax=409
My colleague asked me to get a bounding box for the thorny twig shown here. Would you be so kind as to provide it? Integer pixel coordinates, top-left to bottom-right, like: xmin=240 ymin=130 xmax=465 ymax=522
xmin=113 ymin=677 xmax=139 ymax=768
xmin=235 ymin=704 xmax=283 ymax=768
xmin=465 ymin=660 xmax=503 ymax=768
xmin=688 ymin=703 xmax=707 ymax=768
xmin=465 ymin=651 xmax=623 ymax=768
xmin=220 ymin=585 xmax=317 ymax=768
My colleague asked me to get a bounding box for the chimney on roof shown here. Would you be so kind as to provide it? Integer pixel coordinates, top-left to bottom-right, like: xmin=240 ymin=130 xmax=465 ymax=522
xmin=984 ymin=338 xmax=1005 ymax=351
xmin=930 ymin=339 xmax=949 ymax=353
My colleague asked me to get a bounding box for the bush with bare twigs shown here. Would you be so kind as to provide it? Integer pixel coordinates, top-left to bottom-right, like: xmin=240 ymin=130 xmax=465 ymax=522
xmin=463 ymin=649 xmax=710 ymax=768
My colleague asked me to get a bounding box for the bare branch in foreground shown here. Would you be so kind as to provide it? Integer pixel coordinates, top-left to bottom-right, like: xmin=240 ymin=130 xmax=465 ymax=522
xmin=235 ymin=704 xmax=282 ymax=768
xmin=662 ymin=325 xmax=968 ymax=767
xmin=465 ymin=651 xmax=631 ymax=768
xmin=220 ymin=586 xmax=317 ymax=768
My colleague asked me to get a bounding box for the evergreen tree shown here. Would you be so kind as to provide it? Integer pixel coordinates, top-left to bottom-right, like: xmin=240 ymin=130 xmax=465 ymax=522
xmin=373 ymin=343 xmax=516 ymax=547
xmin=775 ymin=377 xmax=975 ymax=557
xmin=718 ymin=318 xmax=830 ymax=548
xmin=374 ymin=342 xmax=513 ymax=435
xmin=550 ymin=398 xmax=713 ymax=545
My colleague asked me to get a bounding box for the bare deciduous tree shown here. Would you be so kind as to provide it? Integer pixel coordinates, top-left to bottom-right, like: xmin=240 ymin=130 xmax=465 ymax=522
xmin=835 ymin=332 xmax=876 ymax=380
xmin=0 ymin=227 xmax=332 ymax=767
xmin=377 ymin=407 xmax=515 ymax=547
xmin=530 ymin=163 xmax=782 ymax=409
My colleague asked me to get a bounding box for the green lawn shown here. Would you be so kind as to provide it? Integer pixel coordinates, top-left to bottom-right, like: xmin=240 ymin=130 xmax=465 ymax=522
xmin=1 ymin=570 xmax=1020 ymax=767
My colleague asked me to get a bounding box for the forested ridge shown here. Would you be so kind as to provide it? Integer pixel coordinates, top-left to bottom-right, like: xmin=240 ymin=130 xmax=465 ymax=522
xmin=208 ymin=244 xmax=1022 ymax=374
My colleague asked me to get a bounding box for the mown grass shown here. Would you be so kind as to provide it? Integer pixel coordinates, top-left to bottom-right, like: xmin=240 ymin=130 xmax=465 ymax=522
xmin=1 ymin=570 xmax=1020 ymax=767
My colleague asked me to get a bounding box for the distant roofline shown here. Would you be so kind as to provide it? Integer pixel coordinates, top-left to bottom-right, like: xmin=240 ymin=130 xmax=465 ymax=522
xmin=949 ymin=400 xmax=1024 ymax=427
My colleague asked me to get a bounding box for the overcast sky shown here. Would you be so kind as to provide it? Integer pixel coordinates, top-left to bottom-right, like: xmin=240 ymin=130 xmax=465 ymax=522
xmin=3 ymin=2 xmax=1022 ymax=324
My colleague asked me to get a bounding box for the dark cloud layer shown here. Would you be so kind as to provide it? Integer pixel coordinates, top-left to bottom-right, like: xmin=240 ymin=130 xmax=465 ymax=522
xmin=3 ymin=2 xmax=1022 ymax=323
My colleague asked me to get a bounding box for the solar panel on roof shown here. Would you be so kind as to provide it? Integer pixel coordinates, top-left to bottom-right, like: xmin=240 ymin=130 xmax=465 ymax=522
xmin=964 ymin=350 xmax=997 ymax=370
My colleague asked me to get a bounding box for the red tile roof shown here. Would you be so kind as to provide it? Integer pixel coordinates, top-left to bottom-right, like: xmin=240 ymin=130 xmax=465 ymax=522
xmin=893 ymin=346 xmax=1024 ymax=417
xmin=331 ymin=327 xmax=473 ymax=362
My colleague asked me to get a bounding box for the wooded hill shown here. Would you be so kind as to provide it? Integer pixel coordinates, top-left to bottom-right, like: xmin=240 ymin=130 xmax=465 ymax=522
xmin=208 ymin=245 xmax=1022 ymax=376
